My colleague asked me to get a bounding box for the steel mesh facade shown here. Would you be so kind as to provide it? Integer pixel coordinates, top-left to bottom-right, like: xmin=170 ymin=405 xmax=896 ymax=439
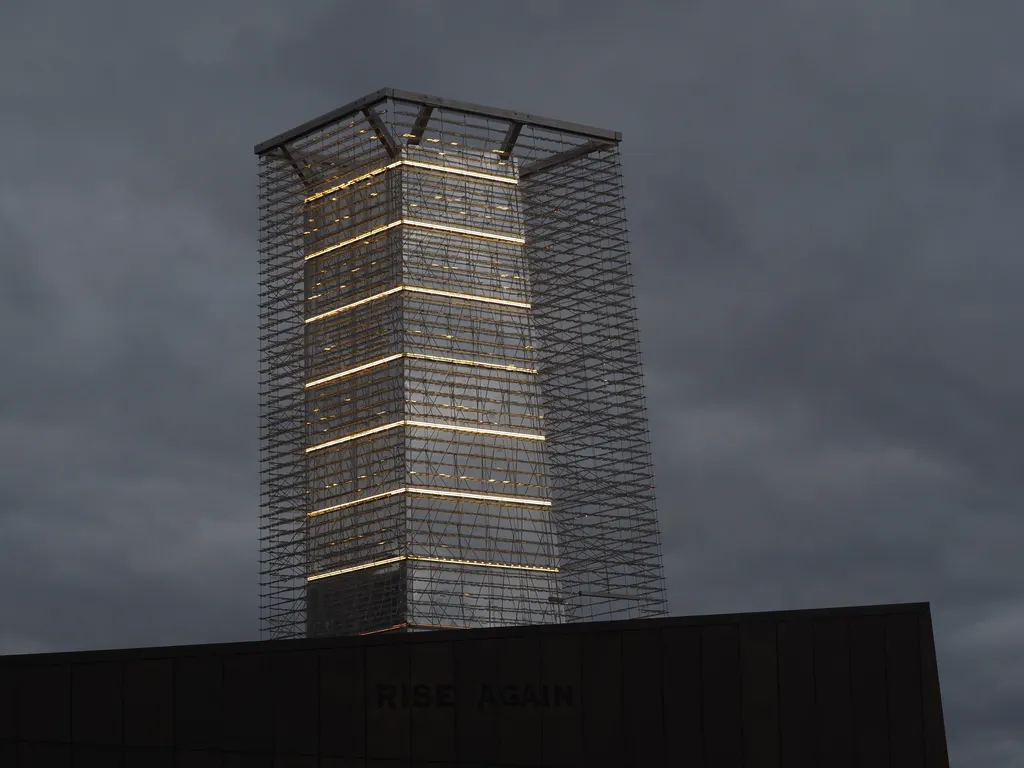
xmin=258 ymin=89 xmax=666 ymax=639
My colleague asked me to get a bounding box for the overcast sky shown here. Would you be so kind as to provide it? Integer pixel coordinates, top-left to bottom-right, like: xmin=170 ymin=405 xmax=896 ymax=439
xmin=1 ymin=0 xmax=1021 ymax=764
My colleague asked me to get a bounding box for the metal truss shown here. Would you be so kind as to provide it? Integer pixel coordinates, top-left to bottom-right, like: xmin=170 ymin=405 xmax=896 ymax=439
xmin=257 ymin=89 xmax=666 ymax=639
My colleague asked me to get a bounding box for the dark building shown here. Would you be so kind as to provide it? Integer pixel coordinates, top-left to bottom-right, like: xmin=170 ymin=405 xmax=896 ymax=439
xmin=0 ymin=602 xmax=949 ymax=766
xmin=256 ymin=89 xmax=667 ymax=639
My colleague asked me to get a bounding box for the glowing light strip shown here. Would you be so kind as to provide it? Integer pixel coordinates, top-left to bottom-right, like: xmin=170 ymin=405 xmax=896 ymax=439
xmin=305 ymin=284 xmax=529 ymax=324
xmin=405 ymin=420 xmax=545 ymax=441
xmin=400 ymin=160 xmax=517 ymax=185
xmin=305 ymin=160 xmax=518 ymax=203
xmin=307 ymin=555 xmax=405 ymax=581
xmin=304 ymin=162 xmax=400 ymax=203
xmin=308 ymin=487 xmax=552 ymax=518
xmin=304 ymin=220 xmax=401 ymax=261
xmin=304 ymin=286 xmax=403 ymax=323
xmin=403 ymin=285 xmax=530 ymax=308
xmin=305 ymin=353 xmax=403 ymax=388
xmin=305 ymin=352 xmax=536 ymax=390
xmin=406 ymin=487 xmax=552 ymax=506
xmin=410 ymin=555 xmax=559 ymax=573
xmin=305 ymin=421 xmax=405 ymax=453
xmin=306 ymin=420 xmax=545 ymax=454
xmin=402 ymin=219 xmax=525 ymax=244
xmin=406 ymin=353 xmax=538 ymax=375
xmin=304 ymin=219 xmax=524 ymax=262
xmin=307 ymin=554 xmax=558 ymax=582
xmin=307 ymin=488 xmax=407 ymax=518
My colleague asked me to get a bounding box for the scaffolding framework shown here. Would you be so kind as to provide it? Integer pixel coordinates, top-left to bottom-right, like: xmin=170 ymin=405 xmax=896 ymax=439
xmin=257 ymin=89 xmax=666 ymax=638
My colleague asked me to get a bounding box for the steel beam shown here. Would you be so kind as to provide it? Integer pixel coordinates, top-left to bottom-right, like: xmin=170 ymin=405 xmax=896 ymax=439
xmin=498 ymin=122 xmax=523 ymax=158
xmin=406 ymin=105 xmax=434 ymax=146
xmin=519 ymin=140 xmax=615 ymax=179
xmin=255 ymin=88 xmax=620 ymax=156
xmin=362 ymin=106 xmax=399 ymax=159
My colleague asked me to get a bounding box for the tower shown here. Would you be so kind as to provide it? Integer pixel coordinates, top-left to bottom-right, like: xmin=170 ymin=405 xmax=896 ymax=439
xmin=257 ymin=90 xmax=666 ymax=638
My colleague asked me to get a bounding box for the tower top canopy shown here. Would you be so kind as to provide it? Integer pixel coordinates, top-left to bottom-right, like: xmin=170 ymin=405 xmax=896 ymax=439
xmin=254 ymin=88 xmax=622 ymax=156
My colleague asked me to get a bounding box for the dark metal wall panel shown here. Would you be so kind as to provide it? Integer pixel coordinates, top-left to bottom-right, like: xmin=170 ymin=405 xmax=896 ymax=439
xmin=224 ymin=753 xmax=271 ymax=768
xmin=272 ymin=757 xmax=317 ymax=768
xmin=701 ymin=624 xmax=744 ymax=766
xmin=70 ymin=661 xmax=122 ymax=747
xmin=174 ymin=655 xmax=223 ymax=752
xmin=454 ymin=637 xmax=500 ymax=764
xmin=20 ymin=664 xmax=70 ymax=744
xmin=319 ymin=646 xmax=365 ymax=759
xmin=582 ymin=631 xmax=624 ymax=765
xmin=539 ymin=632 xmax=583 ymax=767
xmin=813 ymin=617 xmax=854 ymax=767
xmin=410 ymin=640 xmax=456 ymax=763
xmin=124 ymin=748 xmax=174 ymax=768
xmin=365 ymin=643 xmax=411 ymax=761
xmin=885 ymin=613 xmax=926 ymax=768
xmin=849 ymin=616 xmax=891 ymax=766
xmin=0 ymin=663 xmax=20 ymax=742
xmin=176 ymin=751 xmax=222 ymax=767
xmin=123 ymin=659 xmax=174 ymax=749
xmin=775 ymin=620 xmax=817 ymax=768
xmin=19 ymin=741 xmax=70 ymax=767
xmin=496 ymin=635 xmax=543 ymax=765
xmin=621 ymin=629 xmax=665 ymax=764
xmin=662 ymin=625 xmax=705 ymax=766
xmin=740 ymin=619 xmax=781 ymax=766
xmin=72 ymin=744 xmax=123 ymax=766
xmin=0 ymin=603 xmax=950 ymax=766
xmin=271 ymin=650 xmax=319 ymax=757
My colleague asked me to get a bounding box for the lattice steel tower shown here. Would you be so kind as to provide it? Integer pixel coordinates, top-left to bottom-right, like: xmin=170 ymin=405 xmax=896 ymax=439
xmin=257 ymin=89 xmax=666 ymax=638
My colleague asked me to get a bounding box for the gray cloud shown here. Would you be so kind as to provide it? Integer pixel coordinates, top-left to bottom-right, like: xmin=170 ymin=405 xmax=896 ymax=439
xmin=1 ymin=1 xmax=1021 ymax=764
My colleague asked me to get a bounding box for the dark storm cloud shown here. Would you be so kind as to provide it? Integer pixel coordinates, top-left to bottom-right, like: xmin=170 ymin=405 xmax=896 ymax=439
xmin=1 ymin=1 xmax=1021 ymax=764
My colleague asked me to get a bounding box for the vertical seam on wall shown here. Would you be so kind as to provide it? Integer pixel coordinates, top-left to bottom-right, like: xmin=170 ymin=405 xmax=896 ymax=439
xmin=845 ymin=618 xmax=854 ymax=765
xmin=774 ymin=623 xmax=783 ymax=767
xmin=68 ymin=663 xmax=73 ymax=749
xmin=315 ymin=649 xmax=321 ymax=762
xmin=737 ymin=625 xmax=746 ymax=766
xmin=618 ymin=631 xmax=625 ymax=764
xmin=811 ymin=623 xmax=819 ymax=767
xmin=119 ymin=662 xmax=125 ymax=768
xmin=698 ymin=628 xmax=706 ymax=764
xmin=659 ymin=629 xmax=666 ymax=760
xmin=882 ymin=619 xmax=892 ymax=768
xmin=916 ymin=614 xmax=928 ymax=765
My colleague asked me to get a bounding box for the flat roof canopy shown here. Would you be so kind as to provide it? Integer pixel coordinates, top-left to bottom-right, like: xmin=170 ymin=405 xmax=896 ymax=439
xmin=254 ymin=88 xmax=621 ymax=156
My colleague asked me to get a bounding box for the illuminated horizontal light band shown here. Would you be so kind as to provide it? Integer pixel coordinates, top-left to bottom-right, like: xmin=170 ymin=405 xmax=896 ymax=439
xmin=407 ymin=352 xmax=538 ymax=374
xmin=305 ymin=352 xmax=538 ymax=390
xmin=307 ymin=555 xmax=559 ymax=582
xmin=305 ymin=420 xmax=545 ymax=454
xmin=409 ymin=555 xmax=558 ymax=573
xmin=305 ymin=284 xmax=529 ymax=324
xmin=307 ymin=488 xmax=408 ymax=518
xmin=304 ymin=353 xmax=403 ymax=388
xmin=304 ymin=219 xmax=525 ymax=262
xmin=401 ymin=219 xmax=526 ymax=245
xmin=304 ymin=221 xmax=402 ymax=261
xmin=301 ymin=356 xmax=401 ymax=391
xmin=403 ymin=285 xmax=531 ymax=308
xmin=405 ymin=487 xmax=552 ymax=506
xmin=304 ymin=164 xmax=397 ymax=204
xmin=308 ymin=487 xmax=552 ymax=518
xmin=305 ymin=159 xmax=517 ymax=203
